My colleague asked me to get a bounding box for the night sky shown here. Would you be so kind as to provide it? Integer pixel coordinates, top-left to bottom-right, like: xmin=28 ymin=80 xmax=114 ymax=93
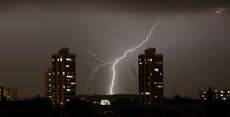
xmin=0 ymin=0 xmax=230 ymax=98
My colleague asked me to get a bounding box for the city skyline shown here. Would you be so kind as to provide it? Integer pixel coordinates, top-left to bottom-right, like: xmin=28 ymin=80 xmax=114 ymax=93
xmin=0 ymin=1 xmax=230 ymax=98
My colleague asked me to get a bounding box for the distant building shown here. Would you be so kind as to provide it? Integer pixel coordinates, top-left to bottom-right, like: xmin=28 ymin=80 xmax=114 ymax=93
xmin=0 ymin=87 xmax=3 ymax=101
xmin=45 ymin=48 xmax=76 ymax=105
xmin=200 ymin=87 xmax=230 ymax=100
xmin=138 ymin=48 xmax=163 ymax=105
xmin=3 ymin=87 xmax=18 ymax=100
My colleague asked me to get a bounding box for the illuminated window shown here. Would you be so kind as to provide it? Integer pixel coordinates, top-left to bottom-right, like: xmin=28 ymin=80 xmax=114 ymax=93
xmin=145 ymin=92 xmax=150 ymax=95
xmin=48 ymin=96 xmax=52 ymax=98
xmin=66 ymin=89 xmax=71 ymax=92
xmin=221 ymin=94 xmax=224 ymax=97
xmin=100 ymin=99 xmax=111 ymax=105
xmin=147 ymin=82 xmax=150 ymax=85
xmin=154 ymin=68 xmax=159 ymax=72
xmin=63 ymin=86 xmax=65 ymax=89
xmin=149 ymin=58 xmax=152 ymax=62
xmin=157 ymin=85 xmax=163 ymax=88
xmin=66 ymin=75 xmax=73 ymax=78
xmin=204 ymin=98 xmax=207 ymax=100
xmin=70 ymin=82 xmax=76 ymax=85
xmin=66 ymin=99 xmax=70 ymax=102
xmin=48 ymin=79 xmax=51 ymax=81
xmin=60 ymin=58 xmax=63 ymax=62
xmin=223 ymin=98 xmax=226 ymax=100
xmin=48 ymin=73 xmax=52 ymax=76
xmin=66 ymin=58 xmax=72 ymax=61
xmin=63 ymin=72 xmax=65 ymax=75
xmin=57 ymin=58 xmax=59 ymax=61
xmin=65 ymin=65 xmax=70 ymax=67
xmin=220 ymin=90 xmax=224 ymax=93
xmin=228 ymin=90 xmax=230 ymax=93
xmin=201 ymin=95 xmax=205 ymax=97
xmin=52 ymin=58 xmax=55 ymax=61
xmin=139 ymin=62 xmax=142 ymax=65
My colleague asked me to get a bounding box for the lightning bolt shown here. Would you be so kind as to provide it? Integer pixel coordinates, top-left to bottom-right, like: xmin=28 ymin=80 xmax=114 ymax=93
xmin=109 ymin=18 xmax=161 ymax=95
xmin=85 ymin=49 xmax=114 ymax=89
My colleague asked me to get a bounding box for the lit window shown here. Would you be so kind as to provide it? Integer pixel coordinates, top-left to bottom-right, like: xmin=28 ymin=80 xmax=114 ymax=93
xmin=48 ymin=96 xmax=52 ymax=98
xmin=48 ymin=73 xmax=52 ymax=76
xmin=66 ymin=99 xmax=70 ymax=102
xmin=66 ymin=89 xmax=71 ymax=92
xmin=60 ymin=58 xmax=63 ymax=62
xmin=100 ymin=99 xmax=111 ymax=105
xmin=66 ymin=58 xmax=72 ymax=61
xmin=66 ymin=75 xmax=73 ymax=78
xmin=221 ymin=94 xmax=224 ymax=97
xmin=154 ymin=82 xmax=157 ymax=84
xmin=65 ymin=65 xmax=70 ymax=67
xmin=160 ymin=73 xmax=163 ymax=75
xmin=149 ymin=58 xmax=152 ymax=62
xmin=57 ymin=58 xmax=59 ymax=61
xmin=223 ymin=98 xmax=226 ymax=100
xmin=63 ymin=72 xmax=65 ymax=75
xmin=49 ymin=84 xmax=52 ymax=87
xmin=52 ymin=58 xmax=55 ymax=61
xmin=48 ymin=79 xmax=51 ymax=81
xmin=147 ymin=82 xmax=150 ymax=85
xmin=201 ymin=95 xmax=205 ymax=97
xmin=139 ymin=62 xmax=142 ymax=65
xmin=63 ymin=86 xmax=65 ymax=89
xmin=157 ymin=85 xmax=163 ymax=88
xmin=204 ymin=98 xmax=207 ymax=100
xmin=70 ymin=82 xmax=76 ymax=85
xmin=221 ymin=90 xmax=224 ymax=93
xmin=214 ymin=90 xmax=218 ymax=92
xmin=145 ymin=92 xmax=150 ymax=95
xmin=49 ymin=90 xmax=51 ymax=92
xmin=154 ymin=68 xmax=159 ymax=72
xmin=60 ymin=102 xmax=63 ymax=105
xmin=228 ymin=90 xmax=230 ymax=93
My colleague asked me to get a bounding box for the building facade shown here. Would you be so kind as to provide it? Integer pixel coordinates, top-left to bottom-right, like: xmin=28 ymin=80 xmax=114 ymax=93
xmin=0 ymin=87 xmax=3 ymax=101
xmin=45 ymin=48 xmax=76 ymax=105
xmin=3 ymin=87 xmax=18 ymax=100
xmin=199 ymin=87 xmax=230 ymax=100
xmin=138 ymin=48 xmax=163 ymax=105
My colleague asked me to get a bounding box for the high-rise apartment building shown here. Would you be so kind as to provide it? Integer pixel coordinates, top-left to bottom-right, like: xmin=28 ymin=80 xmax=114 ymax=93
xmin=138 ymin=48 xmax=163 ymax=105
xmin=45 ymin=48 xmax=76 ymax=105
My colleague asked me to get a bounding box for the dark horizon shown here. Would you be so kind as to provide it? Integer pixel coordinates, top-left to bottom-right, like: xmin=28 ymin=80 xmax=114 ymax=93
xmin=0 ymin=0 xmax=230 ymax=98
